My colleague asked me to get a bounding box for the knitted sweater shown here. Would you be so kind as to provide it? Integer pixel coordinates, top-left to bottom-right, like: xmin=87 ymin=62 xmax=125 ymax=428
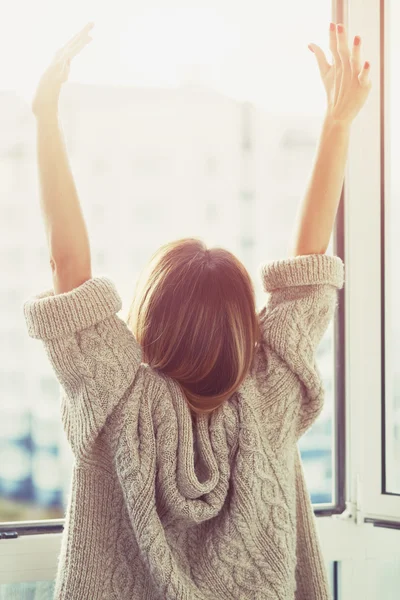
xmin=23 ymin=252 xmax=344 ymax=600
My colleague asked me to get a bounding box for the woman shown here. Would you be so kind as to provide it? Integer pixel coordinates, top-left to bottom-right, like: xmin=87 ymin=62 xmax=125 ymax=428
xmin=23 ymin=21 xmax=371 ymax=600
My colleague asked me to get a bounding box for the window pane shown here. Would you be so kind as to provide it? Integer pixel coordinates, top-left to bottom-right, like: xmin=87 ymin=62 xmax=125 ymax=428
xmin=0 ymin=566 xmax=338 ymax=600
xmin=385 ymin=0 xmax=400 ymax=494
xmin=0 ymin=0 xmax=335 ymax=522
xmin=0 ymin=580 xmax=55 ymax=600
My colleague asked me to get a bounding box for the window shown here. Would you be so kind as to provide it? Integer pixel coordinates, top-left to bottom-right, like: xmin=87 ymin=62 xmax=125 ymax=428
xmin=0 ymin=0 xmax=339 ymax=528
xmin=91 ymin=203 xmax=105 ymax=225
xmin=0 ymin=207 xmax=21 ymax=229
xmin=4 ymin=142 xmax=26 ymax=160
xmin=354 ymin=0 xmax=400 ymax=523
xmin=0 ymin=0 xmax=335 ymax=524
xmin=280 ymin=127 xmax=317 ymax=148
xmin=131 ymin=153 xmax=167 ymax=177
xmin=240 ymin=190 xmax=255 ymax=203
xmin=0 ymin=581 xmax=55 ymax=598
xmin=0 ymin=289 xmax=20 ymax=311
xmin=240 ymin=235 xmax=255 ymax=249
xmin=35 ymin=246 xmax=50 ymax=270
xmin=94 ymin=249 xmax=106 ymax=269
xmin=0 ymin=330 xmax=24 ymax=356
xmin=92 ymin=157 xmax=108 ymax=174
xmin=205 ymin=156 xmax=218 ymax=175
xmin=205 ymin=201 xmax=218 ymax=221
xmin=39 ymin=376 xmax=59 ymax=400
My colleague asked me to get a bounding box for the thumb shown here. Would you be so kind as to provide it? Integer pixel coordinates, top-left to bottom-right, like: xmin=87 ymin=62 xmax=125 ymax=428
xmin=308 ymin=43 xmax=330 ymax=78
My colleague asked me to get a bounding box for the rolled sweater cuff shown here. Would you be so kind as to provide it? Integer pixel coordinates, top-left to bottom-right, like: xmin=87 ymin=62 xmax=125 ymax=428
xmin=259 ymin=254 xmax=344 ymax=293
xmin=23 ymin=276 xmax=122 ymax=340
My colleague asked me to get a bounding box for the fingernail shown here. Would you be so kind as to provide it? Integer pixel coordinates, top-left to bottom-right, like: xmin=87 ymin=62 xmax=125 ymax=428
xmin=354 ymin=36 xmax=361 ymax=46
xmin=365 ymin=61 xmax=370 ymax=69
xmin=330 ymin=22 xmax=335 ymax=31
xmin=308 ymin=44 xmax=314 ymax=53
xmin=337 ymin=24 xmax=344 ymax=33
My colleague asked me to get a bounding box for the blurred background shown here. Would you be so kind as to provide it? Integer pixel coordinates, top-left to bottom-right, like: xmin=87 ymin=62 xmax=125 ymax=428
xmin=0 ymin=0 xmax=339 ymax=523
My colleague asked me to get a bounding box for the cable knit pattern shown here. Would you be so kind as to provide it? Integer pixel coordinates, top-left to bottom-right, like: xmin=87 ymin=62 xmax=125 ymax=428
xmin=23 ymin=253 xmax=344 ymax=600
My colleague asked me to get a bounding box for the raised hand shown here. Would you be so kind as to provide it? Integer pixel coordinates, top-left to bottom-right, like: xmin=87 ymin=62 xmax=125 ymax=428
xmin=308 ymin=22 xmax=372 ymax=125
xmin=32 ymin=22 xmax=94 ymax=119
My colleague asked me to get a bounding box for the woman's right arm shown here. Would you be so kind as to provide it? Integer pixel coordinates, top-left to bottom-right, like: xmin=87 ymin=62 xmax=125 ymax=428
xmin=254 ymin=22 xmax=371 ymax=444
xmin=290 ymin=115 xmax=351 ymax=256
xmin=290 ymin=22 xmax=372 ymax=257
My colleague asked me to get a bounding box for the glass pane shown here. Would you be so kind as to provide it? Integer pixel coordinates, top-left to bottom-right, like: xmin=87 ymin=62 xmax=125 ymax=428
xmin=363 ymin=559 xmax=400 ymax=599
xmin=0 ymin=562 xmax=338 ymax=600
xmin=337 ymin=559 xmax=400 ymax=600
xmin=0 ymin=566 xmax=337 ymax=600
xmin=0 ymin=0 xmax=335 ymax=522
xmin=0 ymin=581 xmax=55 ymax=600
xmin=298 ymin=242 xmax=337 ymax=506
xmin=385 ymin=0 xmax=400 ymax=493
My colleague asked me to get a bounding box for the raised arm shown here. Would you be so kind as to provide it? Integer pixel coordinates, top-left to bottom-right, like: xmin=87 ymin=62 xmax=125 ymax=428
xmin=290 ymin=22 xmax=372 ymax=257
xmin=32 ymin=22 xmax=95 ymax=293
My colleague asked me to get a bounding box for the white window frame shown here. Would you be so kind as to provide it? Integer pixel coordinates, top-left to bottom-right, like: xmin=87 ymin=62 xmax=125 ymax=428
xmin=345 ymin=0 xmax=400 ymax=521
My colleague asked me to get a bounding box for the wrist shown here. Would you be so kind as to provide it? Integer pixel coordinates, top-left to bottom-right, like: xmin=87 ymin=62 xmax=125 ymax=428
xmin=33 ymin=91 xmax=60 ymax=124
xmin=323 ymin=113 xmax=353 ymax=132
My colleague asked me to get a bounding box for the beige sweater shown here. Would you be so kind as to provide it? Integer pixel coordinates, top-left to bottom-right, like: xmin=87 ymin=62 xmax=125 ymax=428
xmin=23 ymin=252 xmax=344 ymax=600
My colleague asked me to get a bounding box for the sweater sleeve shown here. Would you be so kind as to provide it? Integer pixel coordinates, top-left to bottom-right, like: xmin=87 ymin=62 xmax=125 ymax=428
xmin=257 ymin=253 xmax=344 ymax=442
xmin=23 ymin=276 xmax=142 ymax=459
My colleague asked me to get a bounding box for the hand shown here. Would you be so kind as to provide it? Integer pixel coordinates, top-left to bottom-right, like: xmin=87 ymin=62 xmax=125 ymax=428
xmin=308 ymin=22 xmax=372 ymax=126
xmin=32 ymin=22 xmax=94 ymax=119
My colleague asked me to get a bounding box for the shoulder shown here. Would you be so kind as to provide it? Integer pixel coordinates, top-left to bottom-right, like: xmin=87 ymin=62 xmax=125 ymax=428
xmin=107 ymin=363 xmax=175 ymax=425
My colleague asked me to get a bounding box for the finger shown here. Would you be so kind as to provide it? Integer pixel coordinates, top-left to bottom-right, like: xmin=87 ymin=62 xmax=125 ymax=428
xmin=336 ymin=23 xmax=352 ymax=104
xmin=67 ymin=36 xmax=92 ymax=58
xmin=64 ymin=22 xmax=94 ymax=48
xmin=351 ymin=35 xmax=362 ymax=74
xmin=336 ymin=23 xmax=351 ymax=68
xmin=308 ymin=44 xmax=331 ymax=79
xmin=358 ymin=61 xmax=371 ymax=88
xmin=329 ymin=22 xmax=341 ymax=66
xmin=66 ymin=30 xmax=92 ymax=55
xmin=55 ymin=23 xmax=92 ymax=61
xmin=58 ymin=36 xmax=92 ymax=63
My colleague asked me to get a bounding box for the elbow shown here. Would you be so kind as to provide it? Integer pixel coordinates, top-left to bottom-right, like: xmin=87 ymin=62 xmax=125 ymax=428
xmin=50 ymin=255 xmax=92 ymax=278
xmin=50 ymin=255 xmax=71 ymax=272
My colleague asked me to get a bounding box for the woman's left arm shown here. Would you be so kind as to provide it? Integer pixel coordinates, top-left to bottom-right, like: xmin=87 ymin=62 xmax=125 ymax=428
xmin=33 ymin=22 xmax=95 ymax=293
xmin=36 ymin=113 xmax=92 ymax=292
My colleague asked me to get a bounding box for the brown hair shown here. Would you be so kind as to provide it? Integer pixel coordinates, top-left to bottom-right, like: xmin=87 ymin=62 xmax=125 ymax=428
xmin=127 ymin=238 xmax=260 ymax=416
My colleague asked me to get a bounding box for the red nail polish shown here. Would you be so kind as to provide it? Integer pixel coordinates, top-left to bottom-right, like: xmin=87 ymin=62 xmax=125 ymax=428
xmin=330 ymin=23 xmax=335 ymax=31
xmin=337 ymin=24 xmax=344 ymax=33
xmin=354 ymin=36 xmax=360 ymax=46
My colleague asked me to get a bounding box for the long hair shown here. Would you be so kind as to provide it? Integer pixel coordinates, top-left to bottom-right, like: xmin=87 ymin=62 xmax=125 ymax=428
xmin=127 ymin=238 xmax=260 ymax=416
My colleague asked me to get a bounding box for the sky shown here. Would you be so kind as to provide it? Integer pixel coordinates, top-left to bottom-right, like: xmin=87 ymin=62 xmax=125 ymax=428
xmin=0 ymin=0 xmax=337 ymax=115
